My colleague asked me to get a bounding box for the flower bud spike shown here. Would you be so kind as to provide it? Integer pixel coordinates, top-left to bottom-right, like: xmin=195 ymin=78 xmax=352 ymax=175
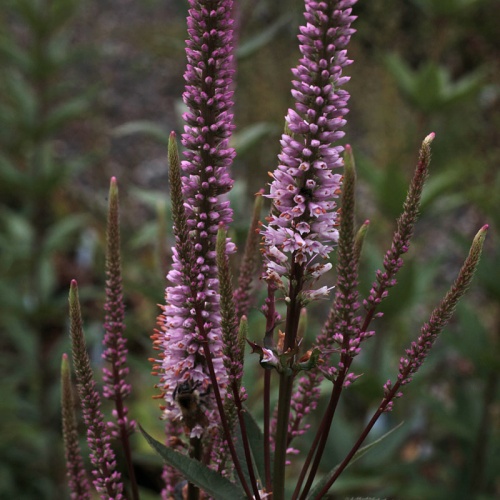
xmin=217 ymin=226 xmax=242 ymax=386
xmin=386 ymin=224 xmax=488 ymax=405
xmin=238 ymin=315 xmax=248 ymax=371
xmin=104 ymin=178 xmax=139 ymax=499
xmin=69 ymin=280 xmax=124 ymax=498
xmin=234 ymin=190 xmax=264 ymax=319
xmin=365 ymin=133 xmax=435 ymax=312
xmin=61 ymin=353 xmax=91 ymax=500
xmin=167 ymin=131 xmax=191 ymax=263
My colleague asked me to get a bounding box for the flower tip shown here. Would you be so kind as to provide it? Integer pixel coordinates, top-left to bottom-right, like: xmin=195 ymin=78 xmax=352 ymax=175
xmin=363 ymin=219 xmax=370 ymax=226
xmin=473 ymin=224 xmax=489 ymax=247
xmin=109 ymin=177 xmax=119 ymax=198
xmin=424 ymin=132 xmax=435 ymax=144
xmin=70 ymin=279 xmax=78 ymax=288
xmin=169 ymin=131 xmax=176 ymax=139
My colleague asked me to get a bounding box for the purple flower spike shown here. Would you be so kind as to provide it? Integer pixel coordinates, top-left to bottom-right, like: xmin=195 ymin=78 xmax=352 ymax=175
xmin=153 ymin=0 xmax=236 ymax=438
xmin=262 ymin=0 xmax=356 ymax=283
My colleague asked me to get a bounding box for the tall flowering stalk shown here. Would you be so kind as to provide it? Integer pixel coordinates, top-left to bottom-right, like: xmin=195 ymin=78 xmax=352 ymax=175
xmin=152 ymin=0 xmax=236 ymax=436
xmin=102 ymin=177 xmax=138 ymax=500
xmin=260 ymin=1 xmax=356 ymax=496
xmin=149 ymin=0 xmax=259 ymax=497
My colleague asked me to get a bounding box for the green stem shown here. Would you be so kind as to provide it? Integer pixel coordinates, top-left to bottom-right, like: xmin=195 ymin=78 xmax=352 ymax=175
xmin=298 ymin=366 xmax=348 ymax=500
xmin=263 ymin=369 xmax=272 ymax=493
xmin=272 ymin=371 xmax=294 ymax=500
xmin=273 ymin=261 xmax=304 ymax=499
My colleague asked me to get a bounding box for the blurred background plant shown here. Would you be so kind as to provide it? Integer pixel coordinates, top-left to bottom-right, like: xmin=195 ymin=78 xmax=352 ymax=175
xmin=0 ymin=0 xmax=498 ymax=498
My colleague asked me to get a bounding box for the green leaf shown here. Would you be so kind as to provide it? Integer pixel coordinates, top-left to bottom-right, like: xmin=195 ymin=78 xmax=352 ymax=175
xmin=45 ymin=95 xmax=91 ymax=133
xmin=419 ymin=168 xmax=464 ymax=210
xmin=42 ymin=214 xmax=87 ymax=255
xmin=112 ymin=121 xmax=169 ymax=145
xmin=0 ymin=153 xmax=27 ymax=191
xmin=306 ymin=421 xmax=404 ymax=499
xmin=234 ymin=419 xmax=255 ymax=489
xmin=139 ymin=424 xmax=246 ymax=500
xmin=386 ymin=54 xmax=485 ymax=113
xmin=237 ymin=14 xmax=292 ymax=60
xmin=384 ymin=54 xmax=415 ymax=99
xmin=231 ymin=122 xmax=280 ymax=157
xmin=0 ymin=36 xmax=32 ymax=72
xmin=2 ymin=71 xmax=37 ymax=127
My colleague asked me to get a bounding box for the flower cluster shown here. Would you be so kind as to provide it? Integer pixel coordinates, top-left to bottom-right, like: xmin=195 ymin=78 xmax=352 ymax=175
xmin=152 ymin=0 xmax=236 ymax=437
xmin=261 ymin=0 xmax=356 ymax=285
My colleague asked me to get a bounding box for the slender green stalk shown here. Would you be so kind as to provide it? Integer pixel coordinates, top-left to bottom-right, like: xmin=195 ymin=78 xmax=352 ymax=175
xmin=273 ymin=261 xmax=304 ymax=500
xmin=263 ymin=369 xmax=272 ymax=493
xmin=273 ymin=371 xmax=295 ymax=500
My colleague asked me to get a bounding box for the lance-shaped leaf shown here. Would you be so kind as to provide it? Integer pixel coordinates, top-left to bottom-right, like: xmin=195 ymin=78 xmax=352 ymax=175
xmin=140 ymin=425 xmax=246 ymax=500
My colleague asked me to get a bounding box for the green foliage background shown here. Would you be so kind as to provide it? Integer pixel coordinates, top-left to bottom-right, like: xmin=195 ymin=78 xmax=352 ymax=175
xmin=0 ymin=0 xmax=498 ymax=498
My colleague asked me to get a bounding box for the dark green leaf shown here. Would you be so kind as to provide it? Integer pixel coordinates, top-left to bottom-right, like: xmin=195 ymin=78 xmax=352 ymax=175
xmin=112 ymin=121 xmax=169 ymax=145
xmin=237 ymin=14 xmax=292 ymax=60
xmin=0 ymin=36 xmax=32 ymax=72
xmin=231 ymin=122 xmax=280 ymax=157
xmin=42 ymin=215 xmax=88 ymax=255
xmin=139 ymin=425 xmax=246 ymax=500
xmin=243 ymin=409 xmax=272 ymax=484
xmin=234 ymin=418 xmax=255 ymax=488
xmin=0 ymin=153 xmax=27 ymax=190
xmin=45 ymin=96 xmax=91 ymax=133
